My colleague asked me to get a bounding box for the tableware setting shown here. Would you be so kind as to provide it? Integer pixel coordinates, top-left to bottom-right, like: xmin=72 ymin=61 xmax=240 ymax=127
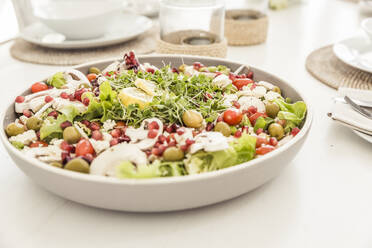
xmin=328 ymin=87 xmax=372 ymax=143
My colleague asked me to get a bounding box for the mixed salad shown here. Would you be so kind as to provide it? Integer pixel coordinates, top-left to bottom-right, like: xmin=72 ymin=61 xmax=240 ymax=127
xmin=6 ymin=52 xmax=307 ymax=179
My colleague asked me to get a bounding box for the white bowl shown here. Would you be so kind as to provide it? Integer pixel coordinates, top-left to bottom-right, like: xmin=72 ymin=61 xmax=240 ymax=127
xmin=32 ymin=0 xmax=123 ymax=40
xmin=361 ymin=17 xmax=372 ymax=41
xmin=0 ymin=55 xmax=312 ymax=212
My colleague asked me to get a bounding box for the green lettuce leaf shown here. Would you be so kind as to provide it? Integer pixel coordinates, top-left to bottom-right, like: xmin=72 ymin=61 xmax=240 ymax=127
xmin=231 ymin=133 xmax=257 ymax=164
xmin=47 ymin=72 xmax=66 ymax=89
xmin=40 ymin=105 xmax=80 ymax=140
xmin=274 ymin=99 xmax=307 ymax=126
xmin=116 ymin=160 xmax=186 ymax=179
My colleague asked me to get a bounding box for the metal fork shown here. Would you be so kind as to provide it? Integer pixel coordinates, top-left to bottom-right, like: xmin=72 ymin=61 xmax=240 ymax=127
xmin=344 ymin=96 xmax=372 ymax=119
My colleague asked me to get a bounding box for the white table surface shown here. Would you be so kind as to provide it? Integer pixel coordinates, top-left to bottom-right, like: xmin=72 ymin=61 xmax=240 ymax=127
xmin=1 ymin=1 xmax=372 ymax=247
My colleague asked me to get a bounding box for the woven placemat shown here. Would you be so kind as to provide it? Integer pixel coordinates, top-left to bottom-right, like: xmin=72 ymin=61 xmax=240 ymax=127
xmin=10 ymin=28 xmax=158 ymax=66
xmin=306 ymin=45 xmax=372 ymax=90
xmin=225 ymin=9 xmax=268 ymax=46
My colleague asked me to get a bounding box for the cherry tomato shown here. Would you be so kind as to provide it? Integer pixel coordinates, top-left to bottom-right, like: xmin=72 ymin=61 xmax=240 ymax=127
xmin=249 ymin=112 xmax=266 ymax=124
xmin=31 ymin=82 xmax=48 ymax=93
xmin=223 ymin=109 xmax=243 ymax=125
xmin=248 ymin=106 xmax=257 ymax=114
xmin=29 ymin=141 xmax=48 ymax=148
xmin=234 ymin=130 xmax=242 ymax=138
xmin=256 ymin=145 xmax=275 ymax=155
xmin=291 ymin=127 xmax=300 ymax=136
xmin=148 ymin=129 xmax=158 ymax=139
xmin=256 ymin=136 xmax=269 ymax=148
xmin=232 ymin=101 xmax=241 ymax=109
xmin=148 ymin=121 xmax=159 ymax=130
xmin=256 ymin=128 xmax=264 ymax=135
xmin=233 ymin=78 xmax=253 ymax=90
xmin=75 ymin=139 xmax=94 ymax=157
xmin=87 ymin=73 xmax=97 ymax=82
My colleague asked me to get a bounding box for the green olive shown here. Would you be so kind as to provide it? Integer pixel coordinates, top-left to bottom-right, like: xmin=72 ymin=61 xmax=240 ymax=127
xmin=89 ymin=66 xmax=101 ymax=75
xmin=265 ymin=102 xmax=280 ymax=118
xmin=208 ymin=66 xmax=217 ymax=72
xmin=50 ymin=162 xmax=63 ymax=168
xmin=272 ymin=86 xmax=281 ymax=94
xmin=163 ymin=147 xmax=185 ymax=161
xmin=199 ymin=67 xmax=208 ymax=72
xmin=64 ymin=158 xmax=90 ymax=173
xmin=178 ymin=64 xmax=186 ymax=72
xmin=285 ymin=97 xmax=292 ymax=103
xmin=268 ymin=123 xmax=284 ymax=140
xmin=6 ymin=123 xmax=25 ymax=136
xmin=63 ymin=126 xmax=81 ymax=144
xmin=26 ymin=116 xmax=42 ymax=131
xmin=214 ymin=122 xmax=231 ymax=137
xmin=182 ymin=110 xmax=203 ymax=128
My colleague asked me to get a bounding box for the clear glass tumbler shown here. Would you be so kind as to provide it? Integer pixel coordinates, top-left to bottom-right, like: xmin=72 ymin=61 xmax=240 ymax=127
xmin=159 ymin=0 xmax=225 ymax=46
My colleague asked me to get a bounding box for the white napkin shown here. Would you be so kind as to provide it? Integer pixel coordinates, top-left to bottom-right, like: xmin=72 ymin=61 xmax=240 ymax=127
xmin=328 ymin=87 xmax=372 ymax=135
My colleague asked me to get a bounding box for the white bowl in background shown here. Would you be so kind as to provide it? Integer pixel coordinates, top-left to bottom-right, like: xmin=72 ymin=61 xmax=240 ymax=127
xmin=32 ymin=0 xmax=123 ymax=40
xmin=361 ymin=17 xmax=372 ymax=40
xmin=1 ymin=55 xmax=312 ymax=212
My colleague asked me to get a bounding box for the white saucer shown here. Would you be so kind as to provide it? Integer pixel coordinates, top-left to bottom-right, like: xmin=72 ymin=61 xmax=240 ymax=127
xmin=353 ymin=129 xmax=372 ymax=144
xmin=19 ymin=13 xmax=152 ymax=49
xmin=333 ymin=35 xmax=372 ymax=73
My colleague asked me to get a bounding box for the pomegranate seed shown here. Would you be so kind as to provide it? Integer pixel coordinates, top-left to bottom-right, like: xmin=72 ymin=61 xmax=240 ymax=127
xmin=250 ymin=84 xmax=257 ymax=90
xmin=185 ymin=139 xmax=195 ymax=146
xmin=206 ymin=123 xmax=214 ymax=131
xmin=180 ymin=144 xmax=188 ymax=151
xmin=45 ymin=95 xmax=53 ymax=103
xmin=89 ymin=122 xmax=100 ymax=131
xmin=81 ymin=120 xmax=90 ymax=127
xmin=217 ymin=115 xmax=223 ymax=122
xmin=256 ymin=136 xmax=269 ymax=148
xmin=148 ymin=129 xmax=158 ymax=139
xmin=60 ymin=121 xmax=72 ymax=129
xmin=269 ymin=137 xmax=278 ymax=146
xmin=110 ymin=129 xmax=121 ymax=138
xmin=83 ymin=97 xmax=90 ymax=106
xmin=60 ymin=92 xmax=69 ymax=99
xmin=110 ymin=138 xmax=119 ymax=147
xmin=247 ymin=71 xmax=254 ymax=79
xmin=146 ymin=68 xmax=155 ymax=74
xmin=15 ymin=96 xmax=25 ymax=103
xmin=205 ymin=93 xmax=213 ymax=99
xmin=158 ymin=144 xmax=166 ymax=153
xmin=193 ymin=62 xmax=204 ymax=71
xmin=248 ymin=106 xmax=257 ymax=114
xmin=291 ymin=127 xmax=300 ymax=136
xmin=172 ymin=68 xmax=179 ymax=73
xmin=61 ymin=151 xmax=72 ymax=165
xmin=145 ymin=150 xmax=152 ymax=157
xmin=168 ymin=140 xmax=176 ymax=147
xmin=74 ymin=88 xmax=87 ymax=102
xmin=48 ymin=111 xmax=58 ymax=119
xmin=165 ymin=136 xmax=171 ymax=143
xmin=81 ymin=153 xmax=94 ymax=164
xmin=229 ymin=73 xmax=236 ymax=81
xmin=60 ymin=141 xmax=75 ymax=153
xmin=151 ymin=147 xmax=163 ymax=156
xmin=256 ymin=128 xmax=264 ymax=135
xmin=233 ymin=101 xmax=241 ymax=109
xmin=148 ymin=121 xmax=159 ymax=130
xmin=118 ymin=135 xmax=131 ymax=143
xmin=158 ymin=135 xmax=166 ymax=144
xmin=92 ymin=130 xmax=103 ymax=140
xmin=22 ymin=109 xmax=32 ymax=117
xmin=234 ymin=130 xmax=242 ymax=138
xmin=68 ymin=94 xmax=75 ymax=101
xmin=36 ymin=131 xmax=40 ymax=140
xmin=176 ymin=128 xmax=185 ymax=135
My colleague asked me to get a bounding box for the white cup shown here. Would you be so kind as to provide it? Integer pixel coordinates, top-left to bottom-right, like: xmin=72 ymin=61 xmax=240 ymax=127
xmin=32 ymin=0 xmax=123 ymax=40
xmin=361 ymin=17 xmax=372 ymax=41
